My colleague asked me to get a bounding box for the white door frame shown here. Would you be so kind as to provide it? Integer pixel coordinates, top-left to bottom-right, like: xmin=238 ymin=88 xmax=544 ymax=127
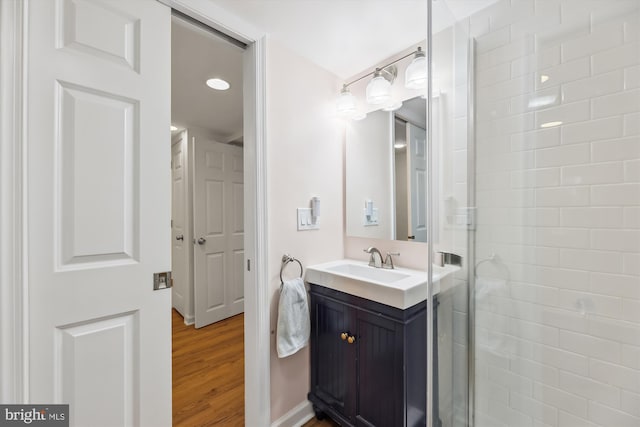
xmin=0 ymin=0 xmax=27 ymax=404
xmin=0 ymin=0 xmax=270 ymax=425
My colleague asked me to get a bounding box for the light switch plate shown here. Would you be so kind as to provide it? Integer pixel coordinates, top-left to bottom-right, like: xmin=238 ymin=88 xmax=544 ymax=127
xmin=297 ymin=208 xmax=319 ymax=230
xmin=363 ymin=208 xmax=379 ymax=226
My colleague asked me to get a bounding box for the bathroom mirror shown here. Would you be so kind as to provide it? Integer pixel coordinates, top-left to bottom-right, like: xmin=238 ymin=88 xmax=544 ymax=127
xmin=345 ymin=96 xmax=429 ymax=242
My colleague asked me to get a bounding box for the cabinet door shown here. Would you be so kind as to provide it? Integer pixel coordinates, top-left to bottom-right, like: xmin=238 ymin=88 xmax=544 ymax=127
xmin=354 ymin=310 xmax=404 ymax=427
xmin=310 ymin=293 xmax=356 ymax=420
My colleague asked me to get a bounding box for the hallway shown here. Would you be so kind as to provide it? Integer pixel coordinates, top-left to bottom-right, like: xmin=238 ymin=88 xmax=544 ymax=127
xmin=172 ymin=309 xmax=244 ymax=426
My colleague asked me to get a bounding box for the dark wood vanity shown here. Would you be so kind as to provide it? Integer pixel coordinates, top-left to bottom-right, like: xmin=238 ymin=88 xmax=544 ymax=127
xmin=308 ymin=283 xmax=438 ymax=427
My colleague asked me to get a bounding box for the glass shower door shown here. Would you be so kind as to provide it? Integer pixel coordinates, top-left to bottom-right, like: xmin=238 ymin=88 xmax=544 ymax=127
xmin=432 ymin=0 xmax=640 ymax=426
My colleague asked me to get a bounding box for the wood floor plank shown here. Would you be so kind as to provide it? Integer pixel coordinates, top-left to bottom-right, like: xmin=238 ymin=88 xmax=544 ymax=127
xmin=172 ymin=309 xmax=245 ymax=426
xmin=173 ymin=308 xmax=341 ymax=426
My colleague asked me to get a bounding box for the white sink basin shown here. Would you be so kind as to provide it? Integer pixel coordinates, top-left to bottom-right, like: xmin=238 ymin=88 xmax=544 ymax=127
xmin=304 ymin=259 xmax=460 ymax=309
xmin=325 ymin=263 xmax=410 ymax=283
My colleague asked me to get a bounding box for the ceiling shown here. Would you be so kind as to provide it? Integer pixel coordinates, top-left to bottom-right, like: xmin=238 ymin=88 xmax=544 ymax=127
xmin=171 ymin=15 xmax=244 ymax=142
xmin=171 ymin=1 xmax=498 ymax=140
xmin=209 ymin=0 xmax=498 ymax=79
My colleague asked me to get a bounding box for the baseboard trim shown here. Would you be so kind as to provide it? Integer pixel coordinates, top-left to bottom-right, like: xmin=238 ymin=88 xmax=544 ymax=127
xmin=270 ymin=400 xmax=314 ymax=427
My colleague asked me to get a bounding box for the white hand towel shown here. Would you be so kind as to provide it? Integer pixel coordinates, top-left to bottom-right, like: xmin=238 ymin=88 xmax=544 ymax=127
xmin=276 ymin=277 xmax=310 ymax=358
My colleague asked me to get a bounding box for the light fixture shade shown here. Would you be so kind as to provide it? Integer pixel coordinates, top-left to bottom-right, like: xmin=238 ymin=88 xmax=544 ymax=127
xmin=336 ymin=86 xmax=356 ymax=116
xmin=366 ymin=72 xmax=392 ymax=105
xmin=405 ymin=49 xmax=428 ymax=90
xmin=206 ymin=78 xmax=230 ymax=90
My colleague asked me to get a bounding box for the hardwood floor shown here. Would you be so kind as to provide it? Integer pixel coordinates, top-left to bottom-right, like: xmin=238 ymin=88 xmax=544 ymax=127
xmin=172 ymin=309 xmax=244 ymax=426
xmin=172 ymin=308 xmax=341 ymax=426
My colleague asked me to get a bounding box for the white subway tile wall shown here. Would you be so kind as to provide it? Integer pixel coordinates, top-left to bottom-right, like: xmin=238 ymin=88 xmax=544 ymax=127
xmin=470 ymin=0 xmax=640 ymax=426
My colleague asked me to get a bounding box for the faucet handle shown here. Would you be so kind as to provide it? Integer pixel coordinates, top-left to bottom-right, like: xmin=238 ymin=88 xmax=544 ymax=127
xmin=383 ymin=252 xmax=400 ymax=269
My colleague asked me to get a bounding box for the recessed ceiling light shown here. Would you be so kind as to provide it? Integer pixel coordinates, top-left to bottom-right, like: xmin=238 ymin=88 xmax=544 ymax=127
xmin=170 ymin=125 xmax=178 ymax=131
xmin=540 ymin=74 xmax=550 ymax=83
xmin=206 ymin=78 xmax=230 ymax=90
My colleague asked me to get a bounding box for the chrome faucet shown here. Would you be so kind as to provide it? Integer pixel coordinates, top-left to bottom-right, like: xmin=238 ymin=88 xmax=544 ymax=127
xmin=363 ymin=247 xmax=384 ymax=268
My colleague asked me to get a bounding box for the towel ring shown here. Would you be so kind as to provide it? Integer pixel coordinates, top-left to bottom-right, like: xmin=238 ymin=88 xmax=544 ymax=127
xmin=474 ymin=253 xmax=510 ymax=282
xmin=280 ymin=254 xmax=303 ymax=284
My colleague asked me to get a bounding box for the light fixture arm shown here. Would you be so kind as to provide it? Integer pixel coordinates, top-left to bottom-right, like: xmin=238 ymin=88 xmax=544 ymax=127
xmin=342 ymin=47 xmax=424 ymax=89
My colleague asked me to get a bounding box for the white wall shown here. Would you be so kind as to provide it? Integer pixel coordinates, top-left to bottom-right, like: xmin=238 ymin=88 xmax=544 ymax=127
xmin=265 ymin=38 xmax=345 ymax=422
xmin=469 ymin=1 xmax=640 ymax=426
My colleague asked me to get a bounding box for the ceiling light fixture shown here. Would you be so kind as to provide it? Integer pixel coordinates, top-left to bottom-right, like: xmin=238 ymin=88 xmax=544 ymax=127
xmin=170 ymin=125 xmax=178 ymax=131
xmin=206 ymin=78 xmax=230 ymax=90
xmin=336 ymin=46 xmax=428 ymax=118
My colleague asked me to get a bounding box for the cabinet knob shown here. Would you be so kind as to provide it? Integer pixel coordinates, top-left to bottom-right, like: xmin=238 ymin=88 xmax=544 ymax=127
xmin=347 ymin=335 xmax=356 ymax=344
xmin=340 ymin=332 xmax=348 ymax=341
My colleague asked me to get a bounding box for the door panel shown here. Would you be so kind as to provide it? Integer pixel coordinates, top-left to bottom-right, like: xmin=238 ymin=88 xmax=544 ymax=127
xmin=354 ymin=311 xmax=402 ymax=427
xmin=27 ymin=1 xmax=171 ymax=425
xmin=309 ymin=294 xmax=354 ymax=420
xmin=172 ymin=136 xmax=191 ymax=319
xmin=194 ymin=139 xmax=244 ymax=327
xmin=408 ymin=123 xmax=428 ymax=243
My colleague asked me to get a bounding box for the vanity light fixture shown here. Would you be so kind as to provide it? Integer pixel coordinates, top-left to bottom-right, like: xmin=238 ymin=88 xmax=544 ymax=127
xmin=206 ymin=78 xmax=230 ymax=90
xmin=336 ymin=46 xmax=428 ymax=117
xmin=336 ymin=85 xmax=357 ymax=116
xmin=366 ymin=68 xmax=393 ymax=105
xmin=405 ymin=47 xmax=427 ymax=89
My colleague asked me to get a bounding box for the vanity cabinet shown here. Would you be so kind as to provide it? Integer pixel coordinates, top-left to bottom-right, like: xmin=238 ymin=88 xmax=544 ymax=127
xmin=308 ymin=284 xmax=435 ymax=427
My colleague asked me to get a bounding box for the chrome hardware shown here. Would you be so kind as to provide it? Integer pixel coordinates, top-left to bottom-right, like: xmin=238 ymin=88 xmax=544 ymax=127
xmin=434 ymin=251 xmax=462 ymax=267
xmin=197 ymin=237 xmax=206 ymax=245
xmin=153 ymin=271 xmax=172 ymax=290
xmin=176 ymin=234 xmax=184 ymax=241
xmin=363 ymin=247 xmax=384 ymax=268
xmin=383 ymin=252 xmax=400 ymax=269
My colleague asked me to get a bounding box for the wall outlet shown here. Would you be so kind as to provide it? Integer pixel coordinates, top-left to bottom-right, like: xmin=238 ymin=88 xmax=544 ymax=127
xmin=297 ymin=208 xmax=319 ymax=230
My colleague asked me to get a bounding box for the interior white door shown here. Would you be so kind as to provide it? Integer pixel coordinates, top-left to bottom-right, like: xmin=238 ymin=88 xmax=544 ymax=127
xmin=172 ymin=133 xmax=192 ymax=322
xmin=408 ymin=123 xmax=428 ymax=242
xmin=193 ymin=139 xmax=244 ymax=328
xmin=26 ymin=1 xmax=171 ymax=426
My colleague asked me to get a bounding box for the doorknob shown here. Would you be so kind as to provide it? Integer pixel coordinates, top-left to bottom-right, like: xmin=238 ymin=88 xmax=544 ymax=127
xmin=197 ymin=237 xmax=206 ymax=245
xmin=176 ymin=234 xmax=184 ymax=241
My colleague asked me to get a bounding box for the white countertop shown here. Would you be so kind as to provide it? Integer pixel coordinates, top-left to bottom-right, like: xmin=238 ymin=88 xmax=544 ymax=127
xmin=304 ymin=259 xmax=460 ymax=309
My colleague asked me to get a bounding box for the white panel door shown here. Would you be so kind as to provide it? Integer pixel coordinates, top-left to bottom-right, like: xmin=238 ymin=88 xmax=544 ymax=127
xmin=26 ymin=1 xmax=171 ymax=426
xmin=193 ymin=139 xmax=244 ymax=328
xmin=171 ymin=133 xmax=192 ymax=321
xmin=408 ymin=123 xmax=428 ymax=242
